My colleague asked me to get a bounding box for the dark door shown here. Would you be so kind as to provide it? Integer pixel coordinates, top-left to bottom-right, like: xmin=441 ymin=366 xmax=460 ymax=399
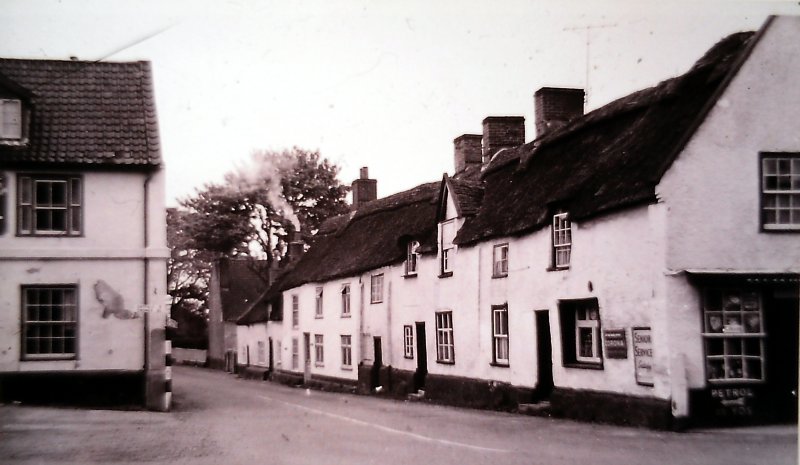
xmin=764 ymin=287 xmax=799 ymax=422
xmin=371 ymin=337 xmax=383 ymax=389
xmin=535 ymin=310 xmax=553 ymax=400
xmin=303 ymin=332 xmax=311 ymax=383
xmin=414 ymin=322 xmax=427 ymax=391
xmin=268 ymin=337 xmax=274 ymax=373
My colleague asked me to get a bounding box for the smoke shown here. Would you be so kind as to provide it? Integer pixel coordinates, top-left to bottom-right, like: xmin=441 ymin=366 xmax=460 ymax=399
xmin=226 ymin=150 xmax=302 ymax=232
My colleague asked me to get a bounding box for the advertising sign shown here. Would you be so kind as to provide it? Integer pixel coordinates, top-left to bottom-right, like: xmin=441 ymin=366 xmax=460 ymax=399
xmin=632 ymin=327 xmax=654 ymax=386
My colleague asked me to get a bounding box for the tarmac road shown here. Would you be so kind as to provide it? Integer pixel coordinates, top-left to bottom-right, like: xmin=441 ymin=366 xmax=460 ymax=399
xmin=0 ymin=365 xmax=795 ymax=464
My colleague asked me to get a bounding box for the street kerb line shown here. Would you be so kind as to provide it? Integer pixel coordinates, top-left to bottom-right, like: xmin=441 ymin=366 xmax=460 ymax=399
xmin=258 ymin=395 xmax=509 ymax=453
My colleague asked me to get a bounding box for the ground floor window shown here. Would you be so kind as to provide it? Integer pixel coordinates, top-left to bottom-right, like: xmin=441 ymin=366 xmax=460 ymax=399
xmin=21 ymin=285 xmax=78 ymax=360
xmin=703 ymin=288 xmax=765 ymax=382
xmin=314 ymin=334 xmax=324 ymax=366
xmin=559 ymin=298 xmax=602 ymax=367
xmin=403 ymin=325 xmax=414 ymax=359
xmin=341 ymin=335 xmax=352 ymax=369
xmin=492 ymin=304 xmax=509 ymax=365
xmin=291 ymin=338 xmax=299 ymax=370
xmin=435 ymin=311 xmax=454 ymax=363
xmin=257 ymin=341 xmax=265 ymax=365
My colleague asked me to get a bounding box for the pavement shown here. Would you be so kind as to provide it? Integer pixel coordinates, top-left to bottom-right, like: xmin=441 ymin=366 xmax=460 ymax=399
xmin=0 ymin=365 xmax=796 ymax=465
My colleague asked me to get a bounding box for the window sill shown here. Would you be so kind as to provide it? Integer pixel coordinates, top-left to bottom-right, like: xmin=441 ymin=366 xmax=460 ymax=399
xmin=315 ymin=363 xmax=324 ymax=368
xmin=491 ymin=273 xmax=508 ymax=279
xmin=761 ymin=224 xmax=800 ymax=233
xmin=563 ymin=361 xmax=604 ymax=370
xmin=341 ymin=314 xmax=351 ymax=318
xmin=403 ymin=273 xmax=418 ymax=279
xmin=490 ymin=361 xmax=510 ymax=368
xmin=436 ymin=360 xmax=455 ymax=365
xmin=370 ymin=300 xmax=383 ymax=305
xmin=546 ymin=266 xmax=569 ymax=272
xmin=404 ymin=355 xmax=414 ymax=360
xmin=315 ymin=316 xmax=323 ymax=319
xmin=21 ymin=355 xmax=77 ymax=362
xmin=341 ymin=366 xmax=353 ymax=371
xmin=438 ymin=271 xmax=453 ymax=279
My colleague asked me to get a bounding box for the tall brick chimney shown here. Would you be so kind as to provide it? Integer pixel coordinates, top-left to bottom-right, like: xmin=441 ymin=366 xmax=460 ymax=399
xmin=534 ymin=87 xmax=585 ymax=138
xmin=285 ymin=225 xmax=304 ymax=265
xmin=454 ymin=134 xmax=483 ymax=173
xmin=351 ymin=167 xmax=377 ymax=210
xmin=482 ymin=116 xmax=525 ymax=163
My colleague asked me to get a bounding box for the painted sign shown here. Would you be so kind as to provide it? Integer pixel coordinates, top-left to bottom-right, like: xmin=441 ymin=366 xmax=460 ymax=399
xmin=710 ymin=387 xmax=755 ymax=417
xmin=603 ymin=329 xmax=628 ymax=359
xmin=632 ymin=327 xmax=654 ymax=386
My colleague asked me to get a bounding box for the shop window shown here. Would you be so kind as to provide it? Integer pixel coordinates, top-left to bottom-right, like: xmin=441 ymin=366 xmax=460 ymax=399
xmin=21 ymin=285 xmax=78 ymax=360
xmin=761 ymin=153 xmax=800 ymax=230
xmin=559 ymin=298 xmax=603 ymax=368
xmin=18 ymin=175 xmax=82 ymax=236
xmin=435 ymin=311 xmax=454 ymax=363
xmin=403 ymin=325 xmax=414 ymax=359
xmin=703 ymin=288 xmax=765 ymax=382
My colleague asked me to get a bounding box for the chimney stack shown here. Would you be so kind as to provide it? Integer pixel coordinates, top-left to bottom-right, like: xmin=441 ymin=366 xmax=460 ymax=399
xmin=482 ymin=116 xmax=525 ymax=163
xmin=351 ymin=167 xmax=377 ymax=210
xmin=286 ymin=225 xmax=304 ymax=264
xmin=534 ymin=87 xmax=584 ymax=138
xmin=453 ymin=134 xmax=483 ymax=173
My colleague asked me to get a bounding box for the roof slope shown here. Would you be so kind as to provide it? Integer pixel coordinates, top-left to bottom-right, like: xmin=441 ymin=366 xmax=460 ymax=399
xmin=455 ymin=31 xmax=756 ymax=246
xmin=269 ymin=181 xmax=439 ymax=294
xmin=217 ymin=258 xmax=270 ymax=322
xmin=0 ymin=58 xmax=161 ymax=168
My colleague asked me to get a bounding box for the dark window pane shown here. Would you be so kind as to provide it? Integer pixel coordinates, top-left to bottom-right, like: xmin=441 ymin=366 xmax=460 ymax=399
xmin=51 ymin=182 xmax=66 ymax=206
xmin=707 ymin=339 xmax=724 ymax=355
xmin=51 ymin=210 xmax=66 ymax=231
xmin=578 ymin=328 xmax=593 ymax=358
xmin=36 ymin=181 xmax=51 ymax=205
xmin=36 ymin=209 xmax=51 ymax=230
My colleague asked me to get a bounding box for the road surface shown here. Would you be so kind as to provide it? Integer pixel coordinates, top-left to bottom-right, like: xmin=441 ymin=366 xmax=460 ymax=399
xmin=0 ymin=366 xmax=795 ymax=464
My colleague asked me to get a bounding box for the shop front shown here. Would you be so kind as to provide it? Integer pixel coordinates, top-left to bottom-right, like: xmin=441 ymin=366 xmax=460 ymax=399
xmin=689 ymin=274 xmax=799 ymax=425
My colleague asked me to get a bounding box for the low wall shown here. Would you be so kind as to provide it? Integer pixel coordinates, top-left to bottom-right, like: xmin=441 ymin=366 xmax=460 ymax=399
xmin=0 ymin=371 xmax=145 ymax=407
xmin=173 ymin=348 xmax=208 ymax=366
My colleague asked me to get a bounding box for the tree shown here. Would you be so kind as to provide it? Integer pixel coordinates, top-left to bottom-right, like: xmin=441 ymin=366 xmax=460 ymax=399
xmin=178 ymin=147 xmax=350 ymax=265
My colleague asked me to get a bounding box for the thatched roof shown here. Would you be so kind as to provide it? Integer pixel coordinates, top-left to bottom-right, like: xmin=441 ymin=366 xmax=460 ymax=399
xmin=455 ymin=30 xmax=757 ymax=246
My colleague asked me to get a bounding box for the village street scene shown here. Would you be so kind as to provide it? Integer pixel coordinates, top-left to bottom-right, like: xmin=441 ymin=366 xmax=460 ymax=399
xmin=1 ymin=1 xmax=799 ymax=464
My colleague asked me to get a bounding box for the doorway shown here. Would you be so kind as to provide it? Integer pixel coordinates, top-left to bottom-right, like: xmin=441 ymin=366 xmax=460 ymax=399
xmin=414 ymin=322 xmax=427 ymax=391
xmin=371 ymin=337 xmax=383 ymax=390
xmin=303 ymin=332 xmax=311 ymax=384
xmin=535 ymin=310 xmax=553 ymax=400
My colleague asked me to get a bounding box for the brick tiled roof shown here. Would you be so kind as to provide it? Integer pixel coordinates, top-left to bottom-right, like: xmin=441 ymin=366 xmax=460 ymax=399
xmin=0 ymin=58 xmax=161 ymax=168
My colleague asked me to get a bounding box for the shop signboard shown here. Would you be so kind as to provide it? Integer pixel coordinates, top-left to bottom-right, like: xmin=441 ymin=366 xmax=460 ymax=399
xmin=633 ymin=327 xmax=654 ymax=386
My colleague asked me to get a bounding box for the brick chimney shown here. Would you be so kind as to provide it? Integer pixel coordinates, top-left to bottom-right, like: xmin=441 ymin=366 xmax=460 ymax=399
xmin=285 ymin=226 xmax=304 ymax=264
xmin=482 ymin=116 xmax=525 ymax=163
xmin=534 ymin=87 xmax=585 ymax=138
xmin=351 ymin=167 xmax=377 ymax=209
xmin=454 ymin=134 xmax=483 ymax=173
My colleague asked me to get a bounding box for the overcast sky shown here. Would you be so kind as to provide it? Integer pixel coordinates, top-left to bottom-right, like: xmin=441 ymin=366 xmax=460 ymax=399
xmin=3 ymin=0 xmax=799 ymax=205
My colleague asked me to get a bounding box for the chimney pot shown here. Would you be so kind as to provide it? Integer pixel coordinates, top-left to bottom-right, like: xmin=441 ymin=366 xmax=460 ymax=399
xmin=534 ymin=87 xmax=585 ymax=138
xmin=482 ymin=116 xmax=525 ymax=163
xmin=360 ymin=167 xmax=369 ymax=179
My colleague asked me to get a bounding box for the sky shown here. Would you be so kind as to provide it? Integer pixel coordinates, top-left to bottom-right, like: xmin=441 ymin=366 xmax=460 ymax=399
xmin=2 ymin=0 xmax=799 ymax=206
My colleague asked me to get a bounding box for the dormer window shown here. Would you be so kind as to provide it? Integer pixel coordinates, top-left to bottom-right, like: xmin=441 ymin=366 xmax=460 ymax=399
xmin=1 ymin=99 xmax=23 ymax=141
xmin=493 ymin=243 xmax=508 ymax=277
xmin=405 ymin=241 xmax=419 ymax=276
xmin=552 ymin=212 xmax=571 ymax=269
xmin=439 ymin=219 xmax=455 ymax=276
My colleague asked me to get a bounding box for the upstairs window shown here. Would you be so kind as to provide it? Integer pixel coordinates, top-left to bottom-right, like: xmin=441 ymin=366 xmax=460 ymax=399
xmin=341 ymin=283 xmax=351 ymax=317
xmin=291 ymin=294 xmax=299 ymax=328
xmin=0 ymin=99 xmax=22 ymax=141
xmin=18 ymin=175 xmax=82 ymax=236
xmin=315 ymin=287 xmax=323 ymax=318
xmin=405 ymin=241 xmax=419 ymax=276
xmin=552 ymin=212 xmax=571 ymax=269
xmin=493 ymin=243 xmax=509 ymax=277
xmin=370 ymin=274 xmax=383 ymax=303
xmin=440 ymin=220 xmax=456 ymax=276
xmin=761 ymin=154 xmax=800 ymax=230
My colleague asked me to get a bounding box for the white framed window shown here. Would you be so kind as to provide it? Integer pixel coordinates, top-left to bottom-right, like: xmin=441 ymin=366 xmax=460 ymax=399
xmin=315 ymin=286 xmax=323 ymax=318
xmin=403 ymin=325 xmax=414 ymax=359
xmin=492 ymin=304 xmax=509 ymax=365
xmin=702 ymin=288 xmax=765 ymax=383
xmin=291 ymin=338 xmax=299 ymax=370
xmin=761 ymin=154 xmax=800 ymax=230
xmin=435 ymin=311 xmax=454 ymax=363
xmin=21 ymin=285 xmax=78 ymax=360
xmin=405 ymin=241 xmax=419 ymax=276
xmin=0 ymin=99 xmax=22 ymax=140
xmin=257 ymin=340 xmax=266 ymax=365
xmin=341 ymin=283 xmax=351 ymax=317
xmin=276 ymin=340 xmax=282 ymax=368
xmin=314 ymin=334 xmax=324 ymax=366
xmin=440 ymin=220 xmax=455 ymax=275
xmin=341 ymin=335 xmax=352 ymax=369
xmin=370 ymin=274 xmax=383 ymax=303
xmin=552 ymin=212 xmax=571 ymax=269
xmin=18 ymin=175 xmax=82 ymax=236
xmin=493 ymin=243 xmax=509 ymax=277
xmin=291 ymin=294 xmax=299 ymax=328
xmin=559 ymin=299 xmax=602 ymax=367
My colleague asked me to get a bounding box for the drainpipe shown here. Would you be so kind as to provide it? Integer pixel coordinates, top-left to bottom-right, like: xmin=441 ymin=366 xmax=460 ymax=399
xmin=143 ymin=171 xmax=153 ymax=371
xmin=386 ymin=277 xmax=392 ymax=367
